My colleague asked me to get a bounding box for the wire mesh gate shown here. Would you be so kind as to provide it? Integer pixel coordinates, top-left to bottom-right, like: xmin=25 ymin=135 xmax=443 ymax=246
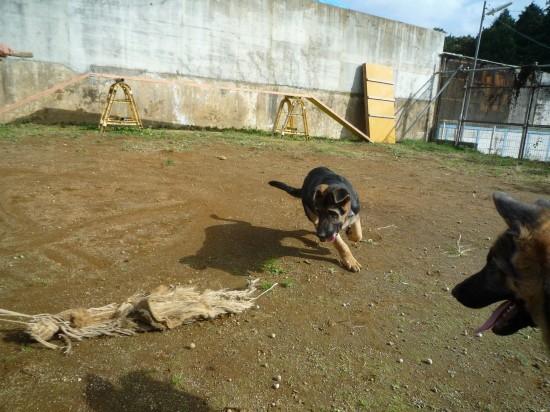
xmin=432 ymin=54 xmax=550 ymax=162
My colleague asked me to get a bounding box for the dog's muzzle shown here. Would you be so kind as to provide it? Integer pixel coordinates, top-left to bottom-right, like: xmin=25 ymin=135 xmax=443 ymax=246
xmin=319 ymin=233 xmax=338 ymax=243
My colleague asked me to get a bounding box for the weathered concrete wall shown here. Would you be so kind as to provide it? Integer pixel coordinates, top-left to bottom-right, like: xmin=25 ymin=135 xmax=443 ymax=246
xmin=509 ymin=71 xmax=550 ymax=126
xmin=0 ymin=0 xmax=444 ymax=139
xmin=533 ymin=73 xmax=550 ymax=125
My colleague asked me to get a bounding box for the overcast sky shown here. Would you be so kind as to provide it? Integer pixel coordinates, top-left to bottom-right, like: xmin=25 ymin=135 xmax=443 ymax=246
xmin=318 ymin=0 xmax=547 ymax=37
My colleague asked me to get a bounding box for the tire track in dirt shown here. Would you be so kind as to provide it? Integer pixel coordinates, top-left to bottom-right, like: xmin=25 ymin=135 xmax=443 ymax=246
xmin=0 ymin=197 xmax=36 ymax=236
xmin=1 ymin=201 xmax=192 ymax=269
xmin=41 ymin=244 xmax=107 ymax=270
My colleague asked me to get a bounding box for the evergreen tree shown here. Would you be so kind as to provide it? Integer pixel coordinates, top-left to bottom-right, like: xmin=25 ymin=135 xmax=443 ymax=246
xmin=478 ymin=10 xmax=518 ymax=64
xmin=441 ymin=2 xmax=550 ymax=66
xmin=444 ymin=34 xmax=476 ymax=56
xmin=541 ymin=1 xmax=550 ymax=62
xmin=515 ymin=3 xmax=545 ymax=64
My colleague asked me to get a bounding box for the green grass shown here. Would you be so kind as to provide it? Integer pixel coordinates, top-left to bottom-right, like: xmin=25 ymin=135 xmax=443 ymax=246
xmin=259 ymin=282 xmax=276 ymax=292
xmin=261 ymin=258 xmax=286 ymax=276
xmin=3 ymin=355 xmax=15 ymax=364
xmin=171 ymin=373 xmax=186 ymax=387
xmin=280 ymin=279 xmax=294 ymax=288
xmin=20 ymin=344 xmax=33 ymax=353
xmin=0 ymin=124 xmax=547 ymax=187
xmin=391 ymin=139 xmax=549 ymax=186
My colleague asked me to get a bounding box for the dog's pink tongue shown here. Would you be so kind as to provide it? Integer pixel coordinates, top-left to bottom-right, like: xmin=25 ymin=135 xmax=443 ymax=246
xmin=327 ymin=233 xmax=337 ymax=242
xmin=474 ymin=301 xmax=513 ymax=334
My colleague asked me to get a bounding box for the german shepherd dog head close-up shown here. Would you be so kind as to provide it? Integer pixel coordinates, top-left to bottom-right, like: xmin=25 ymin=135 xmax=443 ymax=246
xmin=452 ymin=192 xmax=550 ymax=348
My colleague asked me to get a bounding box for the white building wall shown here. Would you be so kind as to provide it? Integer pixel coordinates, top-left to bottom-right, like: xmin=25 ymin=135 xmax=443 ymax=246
xmin=0 ymin=0 xmax=445 ymax=139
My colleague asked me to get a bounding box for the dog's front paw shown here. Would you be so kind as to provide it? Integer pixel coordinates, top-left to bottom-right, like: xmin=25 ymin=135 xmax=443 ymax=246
xmin=345 ymin=222 xmax=362 ymax=243
xmin=343 ymin=256 xmax=362 ymax=272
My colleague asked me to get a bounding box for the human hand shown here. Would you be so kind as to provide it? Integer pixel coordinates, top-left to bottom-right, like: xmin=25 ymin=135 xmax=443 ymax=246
xmin=0 ymin=43 xmax=14 ymax=58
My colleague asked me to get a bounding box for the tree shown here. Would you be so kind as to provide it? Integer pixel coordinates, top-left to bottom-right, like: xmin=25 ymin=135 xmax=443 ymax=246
xmin=515 ymin=3 xmax=545 ymax=64
xmin=441 ymin=3 xmax=550 ymax=66
xmin=444 ymin=35 xmax=476 ymax=56
xmin=478 ymin=10 xmax=518 ymax=64
xmin=541 ymin=1 xmax=550 ymax=63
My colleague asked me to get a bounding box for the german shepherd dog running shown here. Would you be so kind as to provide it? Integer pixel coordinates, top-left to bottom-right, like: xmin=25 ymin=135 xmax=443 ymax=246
xmin=269 ymin=167 xmax=362 ymax=272
xmin=452 ymin=192 xmax=550 ymax=348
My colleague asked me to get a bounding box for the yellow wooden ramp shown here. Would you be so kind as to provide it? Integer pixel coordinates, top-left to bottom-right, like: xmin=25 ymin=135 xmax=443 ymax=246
xmin=306 ymin=97 xmax=371 ymax=142
xmin=363 ymin=64 xmax=396 ymax=143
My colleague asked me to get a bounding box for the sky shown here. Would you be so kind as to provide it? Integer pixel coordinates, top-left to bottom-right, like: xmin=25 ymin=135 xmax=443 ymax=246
xmin=317 ymin=0 xmax=548 ymax=36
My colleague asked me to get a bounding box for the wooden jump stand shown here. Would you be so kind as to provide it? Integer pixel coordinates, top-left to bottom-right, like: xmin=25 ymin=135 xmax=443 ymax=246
xmin=273 ymin=96 xmax=310 ymax=140
xmin=99 ymin=79 xmax=143 ymax=133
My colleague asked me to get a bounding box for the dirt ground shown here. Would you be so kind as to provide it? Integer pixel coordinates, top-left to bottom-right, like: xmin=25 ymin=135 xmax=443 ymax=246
xmin=0 ymin=126 xmax=549 ymax=411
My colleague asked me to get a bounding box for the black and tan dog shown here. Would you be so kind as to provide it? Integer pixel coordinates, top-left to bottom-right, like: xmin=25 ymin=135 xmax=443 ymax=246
xmin=452 ymin=192 xmax=550 ymax=348
xmin=269 ymin=167 xmax=362 ymax=272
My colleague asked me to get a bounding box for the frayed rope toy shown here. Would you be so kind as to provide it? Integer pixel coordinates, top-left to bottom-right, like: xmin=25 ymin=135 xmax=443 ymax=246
xmin=0 ymin=279 xmax=276 ymax=354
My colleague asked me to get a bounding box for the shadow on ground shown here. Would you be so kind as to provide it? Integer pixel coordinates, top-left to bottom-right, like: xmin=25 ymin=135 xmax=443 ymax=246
xmin=180 ymin=215 xmax=336 ymax=275
xmin=86 ymin=370 xmax=213 ymax=412
xmin=1 ymin=329 xmax=34 ymax=347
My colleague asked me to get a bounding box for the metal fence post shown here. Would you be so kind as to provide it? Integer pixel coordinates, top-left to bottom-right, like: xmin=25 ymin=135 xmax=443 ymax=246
xmin=404 ymin=66 xmax=463 ymax=142
xmin=518 ymin=85 xmax=536 ymax=160
xmin=488 ymin=125 xmax=496 ymax=154
xmin=456 ymin=78 xmax=469 ymax=146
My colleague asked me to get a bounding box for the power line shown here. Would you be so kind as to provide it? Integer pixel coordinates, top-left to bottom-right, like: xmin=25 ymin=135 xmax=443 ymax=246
xmin=496 ymin=20 xmax=550 ymax=51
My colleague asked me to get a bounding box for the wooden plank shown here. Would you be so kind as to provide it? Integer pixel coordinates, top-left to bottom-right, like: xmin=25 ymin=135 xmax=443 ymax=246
xmin=367 ymin=99 xmax=395 ymax=118
xmin=10 ymin=51 xmax=33 ymax=58
xmin=368 ymin=117 xmax=395 ymax=144
xmin=365 ymin=82 xmax=395 ymax=100
xmin=306 ymin=97 xmax=371 ymax=142
xmin=364 ymin=64 xmax=393 ymax=82
xmin=364 ymin=64 xmax=396 ymax=144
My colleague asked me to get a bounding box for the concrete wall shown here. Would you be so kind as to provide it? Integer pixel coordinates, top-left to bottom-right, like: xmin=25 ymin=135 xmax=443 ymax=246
xmin=510 ymin=72 xmax=550 ymax=126
xmin=0 ymin=0 xmax=445 ymax=139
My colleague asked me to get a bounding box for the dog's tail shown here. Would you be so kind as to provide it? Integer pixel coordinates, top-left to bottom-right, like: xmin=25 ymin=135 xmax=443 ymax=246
xmin=268 ymin=181 xmax=302 ymax=198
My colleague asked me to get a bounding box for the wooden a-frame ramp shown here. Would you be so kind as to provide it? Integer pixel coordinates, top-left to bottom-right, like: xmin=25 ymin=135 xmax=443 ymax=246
xmin=304 ymin=96 xmax=371 ymax=142
xmin=0 ymin=71 xmax=372 ymax=142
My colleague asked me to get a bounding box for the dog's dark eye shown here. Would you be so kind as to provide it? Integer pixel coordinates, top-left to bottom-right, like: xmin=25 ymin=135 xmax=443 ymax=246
xmin=328 ymin=211 xmax=339 ymax=218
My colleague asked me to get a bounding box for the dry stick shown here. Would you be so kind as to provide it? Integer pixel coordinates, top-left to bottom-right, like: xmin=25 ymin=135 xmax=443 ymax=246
xmin=11 ymin=52 xmax=33 ymax=58
xmin=455 ymin=234 xmax=473 ymax=256
xmin=253 ymin=282 xmax=279 ymax=300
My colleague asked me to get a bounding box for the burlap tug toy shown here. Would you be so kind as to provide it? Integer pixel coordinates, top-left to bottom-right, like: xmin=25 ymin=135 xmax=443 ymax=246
xmin=0 ymin=279 xmax=275 ymax=354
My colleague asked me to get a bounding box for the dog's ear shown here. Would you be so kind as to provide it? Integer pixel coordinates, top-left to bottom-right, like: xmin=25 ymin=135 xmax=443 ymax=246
xmin=332 ymin=188 xmax=350 ymax=206
xmin=493 ymin=192 xmax=541 ymax=232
